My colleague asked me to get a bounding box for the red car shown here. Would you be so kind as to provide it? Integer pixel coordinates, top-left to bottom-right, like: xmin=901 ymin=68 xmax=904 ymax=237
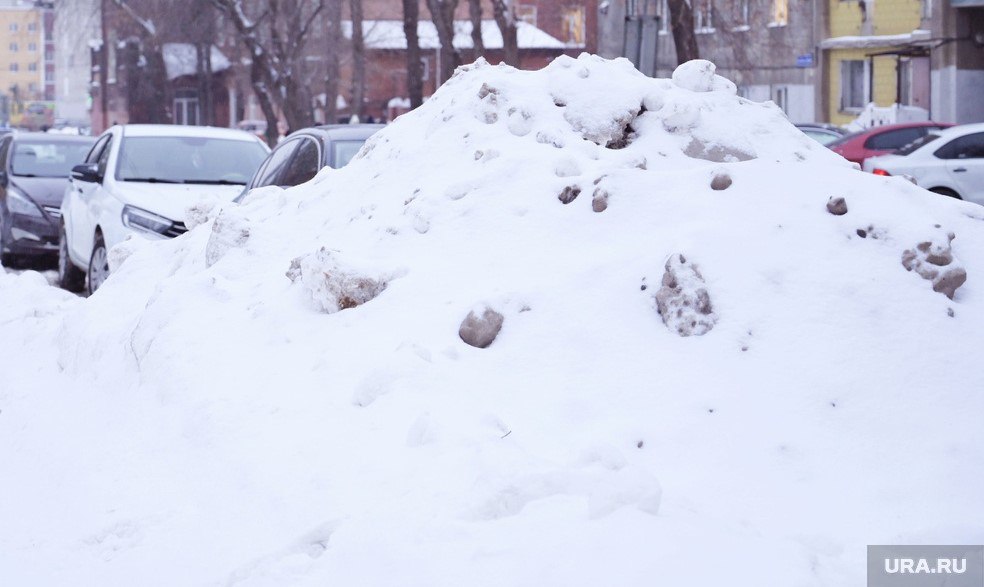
xmin=827 ymin=122 xmax=954 ymax=166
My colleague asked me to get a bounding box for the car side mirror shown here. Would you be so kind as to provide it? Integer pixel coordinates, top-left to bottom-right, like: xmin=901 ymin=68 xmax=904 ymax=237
xmin=71 ymin=163 xmax=101 ymax=183
xmin=0 ymin=170 xmax=7 ymax=186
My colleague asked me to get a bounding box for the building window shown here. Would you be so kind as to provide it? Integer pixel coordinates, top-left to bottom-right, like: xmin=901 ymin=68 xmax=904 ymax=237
xmin=694 ymin=0 xmax=715 ymax=32
xmin=771 ymin=0 xmax=789 ymax=26
xmin=735 ymin=0 xmax=750 ymax=29
xmin=561 ymin=6 xmax=586 ymax=46
xmin=9 ymin=63 xmax=18 ymax=72
xmin=515 ymin=4 xmax=537 ymax=27
xmin=8 ymin=23 xmax=17 ymax=32
xmin=45 ymin=69 xmax=53 ymax=82
xmin=28 ymin=22 xmax=37 ymax=32
xmin=28 ymin=62 xmax=37 ymax=72
xmin=28 ymin=43 xmax=37 ymax=52
xmin=773 ymin=86 xmax=789 ymax=113
xmin=658 ymin=0 xmax=669 ymax=33
xmin=840 ymin=59 xmax=869 ymax=111
xmin=173 ymin=90 xmax=200 ymax=126
xmin=9 ymin=42 xmax=18 ymax=52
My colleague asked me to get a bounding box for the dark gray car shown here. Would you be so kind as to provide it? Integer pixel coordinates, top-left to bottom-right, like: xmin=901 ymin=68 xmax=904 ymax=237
xmin=0 ymin=132 xmax=95 ymax=266
xmin=235 ymin=124 xmax=383 ymax=202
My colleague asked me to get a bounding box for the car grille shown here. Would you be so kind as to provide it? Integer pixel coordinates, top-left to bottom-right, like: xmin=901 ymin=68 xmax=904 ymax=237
xmin=43 ymin=206 xmax=62 ymax=219
xmin=163 ymin=222 xmax=188 ymax=239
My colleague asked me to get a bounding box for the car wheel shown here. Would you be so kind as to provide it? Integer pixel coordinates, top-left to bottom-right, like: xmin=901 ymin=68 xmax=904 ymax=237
xmin=929 ymin=187 xmax=962 ymax=200
xmin=57 ymin=225 xmax=85 ymax=292
xmin=87 ymin=231 xmax=109 ymax=295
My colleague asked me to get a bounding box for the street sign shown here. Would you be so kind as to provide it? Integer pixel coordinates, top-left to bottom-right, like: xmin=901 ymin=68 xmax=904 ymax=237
xmin=796 ymin=53 xmax=815 ymax=68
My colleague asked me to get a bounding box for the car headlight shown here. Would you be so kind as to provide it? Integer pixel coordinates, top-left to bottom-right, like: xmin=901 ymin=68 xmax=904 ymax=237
xmin=121 ymin=205 xmax=173 ymax=235
xmin=6 ymin=189 xmax=44 ymax=217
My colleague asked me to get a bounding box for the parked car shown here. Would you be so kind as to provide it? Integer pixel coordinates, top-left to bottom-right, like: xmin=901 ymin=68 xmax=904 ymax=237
xmin=826 ymin=122 xmax=953 ymax=166
xmin=235 ymin=124 xmax=384 ymax=202
xmin=795 ymin=123 xmax=847 ymax=146
xmin=0 ymin=132 xmax=95 ymax=267
xmin=862 ymin=123 xmax=984 ymax=205
xmin=59 ymin=124 xmax=269 ymax=293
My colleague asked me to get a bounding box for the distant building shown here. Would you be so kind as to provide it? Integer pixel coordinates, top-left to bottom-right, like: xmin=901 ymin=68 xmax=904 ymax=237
xmin=818 ymin=0 xmax=984 ymax=124
xmin=0 ymin=0 xmax=50 ymax=126
xmin=818 ymin=0 xmax=930 ymax=125
xmin=597 ymin=0 xmax=822 ymax=123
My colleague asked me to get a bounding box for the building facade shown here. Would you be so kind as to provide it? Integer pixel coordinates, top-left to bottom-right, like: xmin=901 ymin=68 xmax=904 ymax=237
xmin=0 ymin=0 xmax=50 ymax=126
xmin=597 ymin=0 xmax=822 ymax=123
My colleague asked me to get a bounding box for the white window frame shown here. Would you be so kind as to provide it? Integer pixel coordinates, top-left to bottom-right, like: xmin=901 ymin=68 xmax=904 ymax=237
xmin=839 ymin=59 xmax=870 ymax=112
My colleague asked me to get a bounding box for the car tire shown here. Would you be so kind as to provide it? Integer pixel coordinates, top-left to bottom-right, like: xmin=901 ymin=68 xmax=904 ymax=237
xmin=929 ymin=187 xmax=962 ymax=200
xmin=87 ymin=231 xmax=109 ymax=295
xmin=57 ymin=225 xmax=85 ymax=292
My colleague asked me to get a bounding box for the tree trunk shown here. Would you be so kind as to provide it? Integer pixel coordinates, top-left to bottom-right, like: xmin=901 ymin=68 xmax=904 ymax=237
xmin=324 ymin=0 xmax=343 ymax=123
xmin=196 ymin=42 xmax=215 ymax=126
xmin=467 ymin=0 xmax=484 ymax=60
xmin=667 ymin=0 xmax=700 ymax=65
xmin=350 ymin=0 xmax=366 ymax=119
xmin=402 ymin=0 xmax=424 ymax=109
xmin=491 ymin=0 xmax=518 ymax=66
xmin=426 ymin=0 xmax=460 ymax=85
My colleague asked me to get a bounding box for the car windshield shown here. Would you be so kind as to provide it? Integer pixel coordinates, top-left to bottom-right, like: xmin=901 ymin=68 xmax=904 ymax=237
xmin=116 ymin=136 xmax=268 ymax=184
xmin=333 ymin=140 xmax=367 ymax=168
xmin=896 ymin=133 xmax=940 ymax=156
xmin=11 ymin=140 xmax=94 ymax=178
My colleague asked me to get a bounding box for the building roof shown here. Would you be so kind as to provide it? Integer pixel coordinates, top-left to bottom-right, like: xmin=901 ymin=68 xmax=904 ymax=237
xmin=162 ymin=43 xmax=232 ymax=81
xmin=343 ymin=19 xmax=567 ymax=50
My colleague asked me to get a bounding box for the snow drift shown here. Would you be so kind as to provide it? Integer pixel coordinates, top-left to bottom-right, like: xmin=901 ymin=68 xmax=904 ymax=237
xmin=2 ymin=56 xmax=983 ymax=585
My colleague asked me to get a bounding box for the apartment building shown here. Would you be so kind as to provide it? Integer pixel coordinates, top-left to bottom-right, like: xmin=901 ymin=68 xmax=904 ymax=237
xmin=0 ymin=0 xmax=49 ymax=125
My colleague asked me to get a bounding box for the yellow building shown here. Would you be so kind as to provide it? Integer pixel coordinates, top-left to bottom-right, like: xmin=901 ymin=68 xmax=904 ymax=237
xmin=820 ymin=0 xmax=930 ymax=125
xmin=0 ymin=2 xmax=45 ymax=125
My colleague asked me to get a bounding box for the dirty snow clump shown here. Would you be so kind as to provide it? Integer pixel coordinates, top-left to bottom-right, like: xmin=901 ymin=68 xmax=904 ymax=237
xmin=654 ymin=254 xmax=717 ymax=336
xmin=901 ymin=231 xmax=967 ymax=299
xmin=286 ymin=247 xmax=389 ymax=313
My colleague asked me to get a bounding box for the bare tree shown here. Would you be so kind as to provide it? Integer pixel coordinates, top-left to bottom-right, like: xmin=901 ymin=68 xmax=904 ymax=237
xmin=211 ymin=0 xmax=325 ymax=143
xmin=350 ymin=0 xmax=366 ymax=119
xmin=490 ymin=0 xmax=517 ymax=66
xmin=426 ymin=0 xmax=460 ymax=84
xmin=667 ymin=0 xmax=699 ymax=64
xmin=467 ymin=0 xmax=484 ymax=59
xmin=110 ymin=0 xmax=171 ymax=123
xmin=323 ymin=0 xmax=343 ymax=123
xmin=402 ymin=0 xmax=424 ymax=109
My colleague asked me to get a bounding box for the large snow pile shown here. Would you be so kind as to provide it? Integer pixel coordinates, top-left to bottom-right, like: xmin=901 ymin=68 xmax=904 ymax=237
xmin=2 ymin=56 xmax=983 ymax=585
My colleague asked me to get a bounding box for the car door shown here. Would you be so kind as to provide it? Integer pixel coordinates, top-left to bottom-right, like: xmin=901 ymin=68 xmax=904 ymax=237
xmin=937 ymin=132 xmax=984 ymax=204
xmin=65 ymin=133 xmax=111 ymax=264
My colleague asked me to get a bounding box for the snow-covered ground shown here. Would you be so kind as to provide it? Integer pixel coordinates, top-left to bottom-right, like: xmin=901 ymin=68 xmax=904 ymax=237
xmin=2 ymin=56 xmax=983 ymax=585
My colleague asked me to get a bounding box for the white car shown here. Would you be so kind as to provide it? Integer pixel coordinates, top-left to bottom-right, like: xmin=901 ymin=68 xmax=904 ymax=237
xmin=862 ymin=123 xmax=984 ymax=205
xmin=58 ymin=124 xmax=269 ymax=293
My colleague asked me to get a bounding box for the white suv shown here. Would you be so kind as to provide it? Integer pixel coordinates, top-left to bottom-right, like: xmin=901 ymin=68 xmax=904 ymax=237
xmin=58 ymin=124 xmax=269 ymax=293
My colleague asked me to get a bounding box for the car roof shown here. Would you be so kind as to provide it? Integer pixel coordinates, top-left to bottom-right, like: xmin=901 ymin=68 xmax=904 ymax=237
xmin=118 ymin=124 xmax=262 ymax=141
xmin=10 ymin=131 xmax=95 ymax=143
xmin=929 ymin=122 xmax=984 ymax=140
xmin=287 ymin=124 xmax=385 ymax=142
xmin=827 ymin=121 xmax=955 ymax=147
